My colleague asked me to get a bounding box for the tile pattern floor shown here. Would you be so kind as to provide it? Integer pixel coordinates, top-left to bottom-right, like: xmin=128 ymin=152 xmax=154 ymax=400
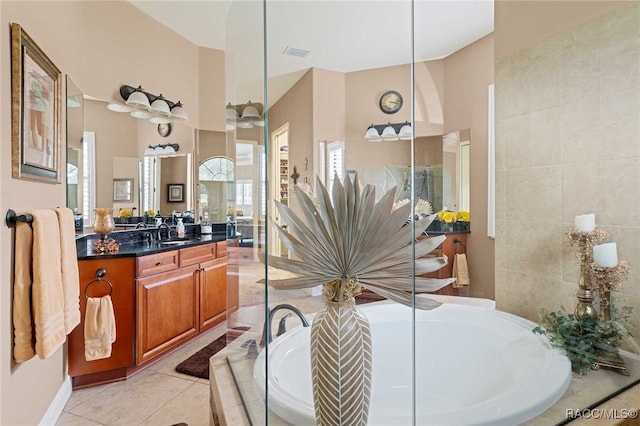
xmin=56 ymin=256 xmax=309 ymax=426
xmin=56 ymin=324 xmax=226 ymax=426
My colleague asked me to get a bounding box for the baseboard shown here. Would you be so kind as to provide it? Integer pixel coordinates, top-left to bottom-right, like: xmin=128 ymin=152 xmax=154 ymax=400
xmin=39 ymin=375 xmax=72 ymax=426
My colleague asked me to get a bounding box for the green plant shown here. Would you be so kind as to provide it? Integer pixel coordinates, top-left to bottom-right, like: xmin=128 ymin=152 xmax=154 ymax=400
xmin=533 ymin=304 xmax=634 ymax=375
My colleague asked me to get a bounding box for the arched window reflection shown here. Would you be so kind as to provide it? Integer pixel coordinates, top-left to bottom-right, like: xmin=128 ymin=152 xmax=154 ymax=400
xmin=199 ymin=156 xmax=234 ymax=222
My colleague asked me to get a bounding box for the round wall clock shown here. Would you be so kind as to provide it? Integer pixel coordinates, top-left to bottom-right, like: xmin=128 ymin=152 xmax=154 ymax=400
xmin=379 ymin=90 xmax=403 ymax=114
xmin=158 ymin=123 xmax=172 ymax=137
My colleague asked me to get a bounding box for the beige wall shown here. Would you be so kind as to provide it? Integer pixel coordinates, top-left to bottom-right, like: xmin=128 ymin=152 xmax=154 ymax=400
xmin=159 ymin=156 xmax=190 ymax=214
xmin=495 ymin=0 xmax=632 ymax=60
xmin=268 ymin=69 xmax=314 ymax=216
xmin=112 ymin=157 xmax=140 ymax=212
xmin=494 ymin=0 xmax=640 ymax=348
xmin=0 ymin=2 xmax=222 ymax=424
xmin=198 ymin=47 xmax=226 ymax=131
xmin=443 ymin=35 xmax=495 ymax=299
xmin=84 ymin=100 xmax=139 ymax=210
xmin=312 ymin=68 xmax=346 ymax=185
xmin=415 ymin=136 xmax=443 ymax=166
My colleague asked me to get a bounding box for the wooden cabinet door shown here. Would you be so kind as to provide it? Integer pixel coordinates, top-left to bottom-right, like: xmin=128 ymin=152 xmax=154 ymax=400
xmin=199 ymin=257 xmax=227 ymax=331
xmin=69 ymin=257 xmax=136 ymax=378
xmin=136 ymin=264 xmax=199 ymax=364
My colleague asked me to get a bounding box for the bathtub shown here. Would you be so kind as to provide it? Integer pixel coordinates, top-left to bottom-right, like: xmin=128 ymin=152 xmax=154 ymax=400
xmin=253 ymin=302 xmax=571 ymax=425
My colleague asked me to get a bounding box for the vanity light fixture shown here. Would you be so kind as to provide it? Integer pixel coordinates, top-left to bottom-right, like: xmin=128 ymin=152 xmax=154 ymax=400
xmin=364 ymin=122 xmax=412 ymax=142
xmin=143 ymin=143 xmax=180 ymax=157
xmin=226 ymin=101 xmax=264 ymax=130
xmin=109 ymin=85 xmax=189 ymax=124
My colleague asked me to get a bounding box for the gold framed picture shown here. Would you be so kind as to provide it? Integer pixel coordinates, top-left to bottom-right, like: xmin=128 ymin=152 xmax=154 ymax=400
xmin=11 ymin=23 xmax=62 ymax=183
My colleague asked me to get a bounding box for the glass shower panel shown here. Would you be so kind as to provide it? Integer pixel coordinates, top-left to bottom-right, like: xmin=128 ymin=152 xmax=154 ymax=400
xmin=222 ymin=0 xmax=416 ymax=424
xmin=223 ymin=0 xmax=268 ymax=424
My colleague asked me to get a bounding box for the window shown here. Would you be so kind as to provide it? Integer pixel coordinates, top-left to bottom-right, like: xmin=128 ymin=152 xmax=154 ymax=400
xmin=236 ymin=180 xmax=253 ymax=206
xmin=82 ymin=132 xmax=95 ymax=225
xmin=199 ymin=157 xmax=234 ymax=182
xmin=327 ymin=141 xmax=345 ymax=190
xmin=260 ymin=149 xmax=266 ymax=216
xmin=140 ymin=156 xmax=158 ymax=213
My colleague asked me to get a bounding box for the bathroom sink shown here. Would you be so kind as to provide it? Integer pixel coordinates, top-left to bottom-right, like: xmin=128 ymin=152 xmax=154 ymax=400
xmin=158 ymin=240 xmax=190 ymax=246
xmin=158 ymin=237 xmax=200 ymax=246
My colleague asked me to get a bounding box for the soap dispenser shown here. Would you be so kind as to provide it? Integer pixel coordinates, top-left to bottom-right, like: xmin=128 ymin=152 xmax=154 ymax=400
xmin=176 ymin=218 xmax=185 ymax=238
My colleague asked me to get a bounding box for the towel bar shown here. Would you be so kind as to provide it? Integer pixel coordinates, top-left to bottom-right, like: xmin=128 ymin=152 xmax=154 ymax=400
xmin=84 ymin=268 xmax=113 ymax=298
xmin=5 ymin=209 xmax=33 ymax=228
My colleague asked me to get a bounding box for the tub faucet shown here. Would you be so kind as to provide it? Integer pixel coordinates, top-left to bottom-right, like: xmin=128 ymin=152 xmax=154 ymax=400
xmin=260 ymin=303 xmax=310 ymax=346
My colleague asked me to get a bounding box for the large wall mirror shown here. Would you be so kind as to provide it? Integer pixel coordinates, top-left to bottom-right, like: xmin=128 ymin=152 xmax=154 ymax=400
xmin=66 ymin=87 xmax=194 ymax=230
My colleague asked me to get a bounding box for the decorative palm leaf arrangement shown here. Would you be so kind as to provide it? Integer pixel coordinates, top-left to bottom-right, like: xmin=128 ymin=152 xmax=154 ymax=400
xmin=263 ymin=174 xmax=454 ymax=308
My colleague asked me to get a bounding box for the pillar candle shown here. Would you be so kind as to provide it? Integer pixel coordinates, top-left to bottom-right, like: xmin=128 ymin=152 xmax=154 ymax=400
xmin=593 ymin=242 xmax=618 ymax=268
xmin=574 ymin=213 xmax=596 ymax=232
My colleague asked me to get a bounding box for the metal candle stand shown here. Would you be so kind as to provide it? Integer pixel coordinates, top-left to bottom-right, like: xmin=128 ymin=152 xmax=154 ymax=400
xmin=592 ymin=264 xmax=631 ymax=376
xmin=568 ymin=228 xmax=629 ymax=376
xmin=568 ymin=229 xmax=606 ymax=321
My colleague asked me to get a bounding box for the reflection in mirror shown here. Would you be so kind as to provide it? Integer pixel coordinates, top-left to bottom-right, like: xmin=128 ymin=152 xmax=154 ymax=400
xmin=442 ymin=129 xmax=470 ymax=212
xmin=72 ymin=97 xmax=195 ymax=230
xmin=66 ymin=76 xmax=84 ymax=230
xmin=199 ymin=156 xmax=234 ymax=223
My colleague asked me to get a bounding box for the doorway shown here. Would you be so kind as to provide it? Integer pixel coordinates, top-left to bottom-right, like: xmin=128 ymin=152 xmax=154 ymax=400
xmin=269 ymin=124 xmax=289 ymax=257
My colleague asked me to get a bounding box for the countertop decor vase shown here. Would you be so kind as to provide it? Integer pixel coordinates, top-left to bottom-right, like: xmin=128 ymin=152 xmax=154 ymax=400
xmin=93 ymin=208 xmax=115 ymax=239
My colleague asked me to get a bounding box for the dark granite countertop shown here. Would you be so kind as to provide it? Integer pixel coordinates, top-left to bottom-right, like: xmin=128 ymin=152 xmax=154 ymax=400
xmin=76 ymin=224 xmax=238 ymax=260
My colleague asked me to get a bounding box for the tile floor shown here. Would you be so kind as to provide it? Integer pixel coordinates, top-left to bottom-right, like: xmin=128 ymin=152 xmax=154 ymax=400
xmin=55 ymin=323 xmax=226 ymax=426
xmin=55 ymin=255 xmax=310 ymax=426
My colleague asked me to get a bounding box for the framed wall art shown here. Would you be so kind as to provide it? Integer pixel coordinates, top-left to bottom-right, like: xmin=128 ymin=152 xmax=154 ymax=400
xmin=113 ymin=178 xmax=134 ymax=202
xmin=168 ymin=184 xmax=184 ymax=202
xmin=11 ymin=23 xmax=62 ymax=183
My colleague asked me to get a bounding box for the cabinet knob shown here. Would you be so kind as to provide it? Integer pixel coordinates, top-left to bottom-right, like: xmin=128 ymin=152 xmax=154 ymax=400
xmin=155 ymin=261 xmax=163 ymax=266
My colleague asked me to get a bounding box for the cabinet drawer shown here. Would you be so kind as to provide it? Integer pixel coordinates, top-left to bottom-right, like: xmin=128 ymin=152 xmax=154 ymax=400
xmin=137 ymin=251 xmax=179 ymax=277
xmin=216 ymin=241 xmax=227 ymax=258
xmin=179 ymin=244 xmax=216 ymax=267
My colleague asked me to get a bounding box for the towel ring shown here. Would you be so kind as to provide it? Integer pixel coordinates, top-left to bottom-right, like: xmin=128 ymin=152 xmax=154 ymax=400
xmin=453 ymin=238 xmax=466 ymax=255
xmin=84 ymin=268 xmax=113 ymax=299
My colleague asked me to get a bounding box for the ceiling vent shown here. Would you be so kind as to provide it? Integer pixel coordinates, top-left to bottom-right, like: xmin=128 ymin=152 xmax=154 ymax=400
xmin=283 ymin=46 xmax=310 ymax=58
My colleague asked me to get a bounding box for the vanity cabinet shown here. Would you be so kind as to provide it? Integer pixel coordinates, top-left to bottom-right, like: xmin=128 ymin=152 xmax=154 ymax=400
xmin=68 ymin=257 xmax=136 ymax=388
xmin=136 ymin=242 xmax=230 ymax=364
xmin=199 ymin=257 xmax=227 ymax=331
xmin=420 ymin=233 xmax=468 ymax=296
xmin=70 ymin=239 xmax=236 ymax=388
xmin=136 ymin=262 xmax=200 ymax=364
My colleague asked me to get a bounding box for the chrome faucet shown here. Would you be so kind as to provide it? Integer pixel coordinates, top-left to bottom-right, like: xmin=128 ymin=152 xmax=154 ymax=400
xmin=156 ymin=223 xmax=171 ymax=241
xmin=260 ymin=303 xmax=310 ymax=345
xmin=135 ymin=222 xmax=147 ymax=229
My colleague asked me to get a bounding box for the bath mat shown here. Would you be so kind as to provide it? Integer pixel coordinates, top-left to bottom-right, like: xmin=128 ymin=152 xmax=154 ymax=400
xmin=175 ymin=327 xmax=250 ymax=380
xmin=175 ymin=297 xmax=381 ymax=380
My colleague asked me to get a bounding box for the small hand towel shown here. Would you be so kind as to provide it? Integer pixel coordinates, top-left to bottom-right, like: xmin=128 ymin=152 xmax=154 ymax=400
xmin=30 ymin=209 xmax=67 ymax=359
xmin=55 ymin=207 xmax=81 ymax=334
xmin=13 ymin=221 xmax=36 ymax=363
xmin=84 ymin=296 xmax=116 ymax=361
xmin=452 ymin=253 xmax=470 ymax=288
